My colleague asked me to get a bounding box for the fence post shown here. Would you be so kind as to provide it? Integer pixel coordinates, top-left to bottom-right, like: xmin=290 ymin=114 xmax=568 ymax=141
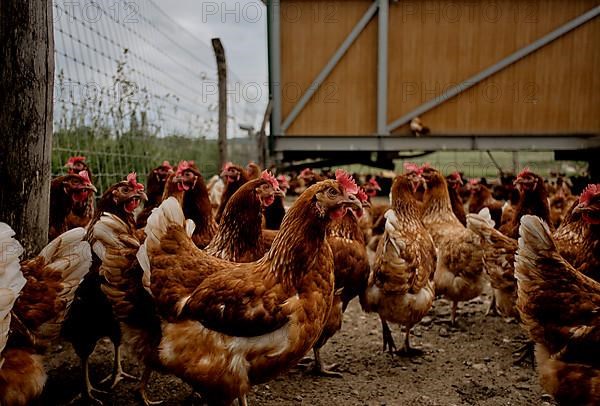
xmin=212 ymin=38 xmax=228 ymax=168
xmin=0 ymin=0 xmax=54 ymax=256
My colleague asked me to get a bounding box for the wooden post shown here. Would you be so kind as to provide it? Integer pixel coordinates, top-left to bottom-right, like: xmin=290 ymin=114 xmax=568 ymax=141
xmin=0 ymin=0 xmax=54 ymax=256
xmin=212 ymin=38 xmax=228 ymax=168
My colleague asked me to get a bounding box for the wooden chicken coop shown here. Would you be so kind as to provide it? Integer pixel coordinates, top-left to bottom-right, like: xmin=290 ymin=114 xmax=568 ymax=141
xmin=266 ymin=0 xmax=600 ymax=171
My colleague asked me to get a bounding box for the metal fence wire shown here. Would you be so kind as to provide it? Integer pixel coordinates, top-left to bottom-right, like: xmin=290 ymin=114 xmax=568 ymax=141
xmin=52 ymin=0 xmax=259 ymax=192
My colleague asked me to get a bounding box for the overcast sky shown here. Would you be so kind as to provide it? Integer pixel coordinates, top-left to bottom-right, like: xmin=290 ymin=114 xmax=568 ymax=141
xmin=154 ymin=0 xmax=269 ymax=104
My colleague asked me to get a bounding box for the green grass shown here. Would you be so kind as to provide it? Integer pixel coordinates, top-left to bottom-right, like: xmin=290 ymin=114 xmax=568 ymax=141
xmin=341 ymin=151 xmax=587 ymax=179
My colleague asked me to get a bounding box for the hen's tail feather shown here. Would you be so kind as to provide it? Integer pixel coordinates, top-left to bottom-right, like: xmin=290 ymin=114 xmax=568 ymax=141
xmin=93 ymin=213 xmax=143 ymax=319
xmin=37 ymin=227 xmax=92 ymax=310
xmin=137 ymin=197 xmax=190 ymax=292
xmin=0 ymin=223 xmax=27 ymax=359
xmin=515 ymin=215 xmax=555 ymax=284
xmin=466 ymin=208 xmax=496 ymax=243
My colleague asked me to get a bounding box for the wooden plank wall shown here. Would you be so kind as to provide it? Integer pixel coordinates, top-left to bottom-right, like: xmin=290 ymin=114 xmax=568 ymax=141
xmin=279 ymin=0 xmax=600 ymax=136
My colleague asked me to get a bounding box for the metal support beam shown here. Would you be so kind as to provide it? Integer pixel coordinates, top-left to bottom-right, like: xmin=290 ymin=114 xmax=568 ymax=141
xmin=386 ymin=5 xmax=600 ymax=133
xmin=268 ymin=0 xmax=282 ymax=136
xmin=377 ymin=0 xmax=389 ymax=135
xmin=280 ymin=0 xmax=379 ymax=133
xmin=274 ymin=135 xmax=600 ymax=152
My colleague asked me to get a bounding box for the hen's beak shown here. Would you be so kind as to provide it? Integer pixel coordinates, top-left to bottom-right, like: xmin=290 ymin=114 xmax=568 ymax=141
xmin=342 ymin=193 xmax=363 ymax=218
xmin=138 ymin=191 xmax=148 ymax=202
xmin=275 ymin=188 xmax=286 ymax=198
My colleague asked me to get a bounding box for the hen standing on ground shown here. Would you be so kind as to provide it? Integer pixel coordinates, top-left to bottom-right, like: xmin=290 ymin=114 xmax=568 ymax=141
xmin=134 ymin=172 xmax=362 ymax=405
xmin=62 ymin=173 xmax=147 ymax=404
xmin=304 ymin=184 xmax=370 ymax=377
xmin=420 ymin=166 xmax=487 ymax=325
xmin=362 ymin=172 xmax=436 ymax=355
xmin=515 ymin=215 xmax=599 ymax=405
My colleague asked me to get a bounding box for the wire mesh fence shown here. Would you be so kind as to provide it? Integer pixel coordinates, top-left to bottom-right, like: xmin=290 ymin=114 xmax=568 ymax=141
xmin=52 ymin=0 xmax=260 ymax=192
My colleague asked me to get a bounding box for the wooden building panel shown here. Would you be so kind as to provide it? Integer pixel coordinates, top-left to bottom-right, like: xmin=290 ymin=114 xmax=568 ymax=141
xmin=281 ymin=0 xmax=377 ymax=135
xmin=279 ymin=0 xmax=600 ymax=136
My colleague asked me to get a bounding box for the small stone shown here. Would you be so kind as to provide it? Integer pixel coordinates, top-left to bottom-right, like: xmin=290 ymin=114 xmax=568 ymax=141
xmin=472 ymin=363 xmax=487 ymax=371
xmin=295 ymin=395 xmax=303 ymax=402
xmin=421 ymin=316 xmax=433 ymax=326
xmin=515 ymin=375 xmax=529 ymax=382
xmin=483 ymin=357 xmax=491 ymax=362
xmin=439 ymin=327 xmax=450 ymax=337
xmin=351 ymin=390 xmax=359 ymax=396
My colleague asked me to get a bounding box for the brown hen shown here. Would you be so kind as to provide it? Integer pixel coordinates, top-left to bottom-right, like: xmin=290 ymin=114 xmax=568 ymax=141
xmin=516 ymin=215 xmax=599 ymax=405
xmin=134 ymin=175 xmax=361 ymax=405
xmin=362 ymin=173 xmax=436 ymax=355
xmin=420 ymin=166 xmax=486 ymax=325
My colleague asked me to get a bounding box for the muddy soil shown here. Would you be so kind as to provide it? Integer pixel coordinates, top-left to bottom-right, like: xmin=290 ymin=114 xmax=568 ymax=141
xmin=41 ymin=289 xmax=553 ymax=406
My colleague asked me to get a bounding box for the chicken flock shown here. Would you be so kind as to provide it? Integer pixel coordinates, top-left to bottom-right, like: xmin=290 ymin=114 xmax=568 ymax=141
xmin=0 ymin=156 xmax=598 ymax=406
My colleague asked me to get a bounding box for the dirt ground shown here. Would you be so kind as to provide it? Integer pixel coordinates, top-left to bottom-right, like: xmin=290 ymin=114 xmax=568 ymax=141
xmin=41 ymin=287 xmax=554 ymax=406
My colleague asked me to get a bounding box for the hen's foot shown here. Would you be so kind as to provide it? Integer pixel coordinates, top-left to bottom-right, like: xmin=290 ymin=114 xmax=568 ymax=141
xmin=68 ymin=387 xmax=108 ymax=406
xmin=311 ymin=362 xmax=343 ymax=378
xmin=395 ymin=346 xmax=424 ymax=357
xmin=513 ymin=341 xmax=535 ymax=367
xmin=296 ymin=356 xmax=313 ymax=366
xmin=100 ymin=369 xmax=139 ymax=389
xmin=137 ymin=389 xmax=163 ymax=406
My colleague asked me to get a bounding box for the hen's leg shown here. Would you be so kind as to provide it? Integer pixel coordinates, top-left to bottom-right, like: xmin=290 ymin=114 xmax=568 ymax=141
xmin=485 ymin=294 xmax=498 ymax=317
xmin=100 ymin=344 xmax=138 ymax=388
xmin=396 ymin=324 xmax=424 ymax=356
xmin=75 ymin=356 xmax=108 ymax=405
xmin=451 ymin=301 xmax=458 ymax=326
xmin=311 ymin=348 xmax=342 ymax=378
xmin=238 ymin=395 xmax=248 ymax=406
xmin=381 ymin=318 xmax=396 ymax=354
xmin=136 ymin=366 xmax=162 ymax=406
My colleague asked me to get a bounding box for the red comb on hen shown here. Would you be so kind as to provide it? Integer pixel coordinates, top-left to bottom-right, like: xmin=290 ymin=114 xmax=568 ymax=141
xmin=161 ymin=160 xmax=172 ymax=170
xmin=127 ymin=172 xmax=145 ymax=191
xmin=222 ymin=161 xmax=233 ymax=171
xmin=176 ymin=160 xmax=191 ymax=175
xmin=261 ymin=170 xmax=279 ymax=189
xmin=335 ymin=169 xmax=358 ymax=194
xmin=403 ymin=162 xmax=422 ymax=174
xmin=580 ymin=184 xmax=600 ymax=204
xmin=65 ymin=156 xmax=86 ymax=167
xmin=517 ymin=167 xmax=533 ymax=178
xmin=78 ymin=170 xmax=92 ymax=185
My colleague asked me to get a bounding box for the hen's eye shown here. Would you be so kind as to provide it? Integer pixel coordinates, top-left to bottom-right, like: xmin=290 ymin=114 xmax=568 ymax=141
xmin=328 ymin=187 xmax=338 ymax=197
